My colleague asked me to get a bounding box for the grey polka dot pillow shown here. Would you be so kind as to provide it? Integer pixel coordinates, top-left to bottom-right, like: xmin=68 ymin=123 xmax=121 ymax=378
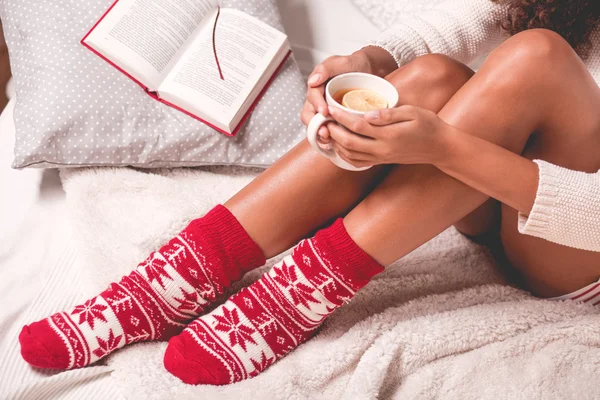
xmin=1 ymin=0 xmax=306 ymax=169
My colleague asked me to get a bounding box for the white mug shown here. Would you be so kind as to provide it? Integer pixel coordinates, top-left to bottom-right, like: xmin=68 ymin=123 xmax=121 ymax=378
xmin=306 ymin=72 xmax=399 ymax=171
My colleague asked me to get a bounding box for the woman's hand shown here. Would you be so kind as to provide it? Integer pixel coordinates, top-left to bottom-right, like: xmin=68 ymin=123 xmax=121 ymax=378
xmin=330 ymin=105 xmax=540 ymax=215
xmin=326 ymin=105 xmax=453 ymax=168
xmin=300 ymin=47 xmax=397 ymax=146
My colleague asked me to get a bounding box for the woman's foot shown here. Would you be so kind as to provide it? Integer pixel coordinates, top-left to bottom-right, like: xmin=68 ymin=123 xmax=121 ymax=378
xmin=19 ymin=205 xmax=265 ymax=369
xmin=164 ymin=219 xmax=383 ymax=385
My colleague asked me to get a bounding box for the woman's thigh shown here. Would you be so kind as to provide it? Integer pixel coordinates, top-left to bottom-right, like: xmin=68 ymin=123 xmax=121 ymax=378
xmin=501 ymin=137 xmax=600 ymax=297
xmin=445 ymin=29 xmax=600 ymax=297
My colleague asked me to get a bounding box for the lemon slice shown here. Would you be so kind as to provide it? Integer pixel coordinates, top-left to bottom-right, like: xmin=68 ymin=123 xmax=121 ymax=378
xmin=342 ymin=89 xmax=388 ymax=112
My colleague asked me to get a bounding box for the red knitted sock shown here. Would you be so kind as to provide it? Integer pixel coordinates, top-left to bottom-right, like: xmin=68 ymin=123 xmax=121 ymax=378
xmin=19 ymin=205 xmax=265 ymax=370
xmin=164 ymin=219 xmax=384 ymax=385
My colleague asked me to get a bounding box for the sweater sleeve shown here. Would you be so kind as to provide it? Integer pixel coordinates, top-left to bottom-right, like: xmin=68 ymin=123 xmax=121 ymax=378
xmin=518 ymin=160 xmax=600 ymax=252
xmin=369 ymin=0 xmax=509 ymax=66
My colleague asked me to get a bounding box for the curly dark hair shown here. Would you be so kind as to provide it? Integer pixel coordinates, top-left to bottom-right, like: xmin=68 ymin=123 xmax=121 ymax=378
xmin=492 ymin=0 xmax=600 ymax=57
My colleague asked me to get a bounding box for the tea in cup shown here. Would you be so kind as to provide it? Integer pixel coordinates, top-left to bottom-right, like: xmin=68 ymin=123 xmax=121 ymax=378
xmin=306 ymin=73 xmax=399 ymax=171
xmin=333 ymin=89 xmax=389 ymax=112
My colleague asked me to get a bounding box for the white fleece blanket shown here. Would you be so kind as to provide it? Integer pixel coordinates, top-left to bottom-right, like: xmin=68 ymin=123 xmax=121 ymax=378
xmin=59 ymin=166 xmax=600 ymax=400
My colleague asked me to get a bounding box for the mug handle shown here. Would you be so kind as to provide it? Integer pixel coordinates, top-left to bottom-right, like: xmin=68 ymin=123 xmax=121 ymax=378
xmin=306 ymin=113 xmax=372 ymax=172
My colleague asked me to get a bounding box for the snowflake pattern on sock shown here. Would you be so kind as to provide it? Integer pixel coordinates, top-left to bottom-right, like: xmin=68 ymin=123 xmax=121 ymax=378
xmin=164 ymin=219 xmax=384 ymax=385
xmin=19 ymin=205 xmax=265 ymax=370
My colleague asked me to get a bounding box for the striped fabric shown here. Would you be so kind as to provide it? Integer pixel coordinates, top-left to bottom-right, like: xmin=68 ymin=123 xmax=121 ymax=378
xmin=0 ymin=237 xmax=124 ymax=400
xmin=551 ymin=279 xmax=600 ymax=306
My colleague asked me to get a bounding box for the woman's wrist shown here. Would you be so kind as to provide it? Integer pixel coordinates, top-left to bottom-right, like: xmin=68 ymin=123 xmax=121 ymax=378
xmin=355 ymin=46 xmax=398 ymax=77
xmin=429 ymin=123 xmax=539 ymax=214
xmin=431 ymin=124 xmax=465 ymax=168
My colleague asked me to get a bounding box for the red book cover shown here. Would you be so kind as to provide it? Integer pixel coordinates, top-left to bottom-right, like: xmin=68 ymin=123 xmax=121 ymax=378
xmin=81 ymin=0 xmax=291 ymax=137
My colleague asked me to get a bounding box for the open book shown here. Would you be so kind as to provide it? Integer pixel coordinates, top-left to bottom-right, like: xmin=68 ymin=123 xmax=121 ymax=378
xmin=82 ymin=0 xmax=291 ymax=136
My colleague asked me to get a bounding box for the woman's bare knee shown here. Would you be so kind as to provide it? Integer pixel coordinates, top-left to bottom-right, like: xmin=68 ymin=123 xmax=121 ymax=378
xmin=385 ymin=54 xmax=474 ymax=111
xmin=497 ymin=29 xmax=574 ymax=60
xmin=484 ymin=29 xmax=582 ymax=89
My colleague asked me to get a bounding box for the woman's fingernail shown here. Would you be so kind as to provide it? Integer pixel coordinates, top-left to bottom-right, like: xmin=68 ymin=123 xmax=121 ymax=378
xmin=308 ymin=74 xmax=321 ymax=86
xmin=365 ymin=110 xmax=380 ymax=120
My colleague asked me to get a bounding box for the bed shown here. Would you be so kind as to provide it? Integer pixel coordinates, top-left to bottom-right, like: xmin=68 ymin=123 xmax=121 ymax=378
xmin=4 ymin=1 xmax=600 ymax=399
xmin=0 ymin=1 xmax=380 ymax=398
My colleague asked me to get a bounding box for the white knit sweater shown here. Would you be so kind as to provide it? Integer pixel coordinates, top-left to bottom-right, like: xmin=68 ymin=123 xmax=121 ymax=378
xmin=370 ymin=0 xmax=600 ymax=252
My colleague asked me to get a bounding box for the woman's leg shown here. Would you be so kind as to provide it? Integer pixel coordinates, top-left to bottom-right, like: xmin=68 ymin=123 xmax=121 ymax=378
xmin=228 ymin=29 xmax=600 ymax=298
xmin=19 ymin=50 xmax=474 ymax=371
xmin=166 ymin=30 xmax=600 ymax=385
xmin=345 ymin=29 xmax=600 ymax=297
xmin=225 ymin=55 xmax=474 ymax=257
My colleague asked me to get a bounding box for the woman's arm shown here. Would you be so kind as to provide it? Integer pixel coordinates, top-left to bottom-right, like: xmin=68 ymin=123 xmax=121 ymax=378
xmin=327 ymin=105 xmax=600 ymax=252
xmin=437 ymin=127 xmax=600 ymax=252
xmin=327 ymin=105 xmax=538 ymax=213
xmin=371 ymin=0 xmax=509 ymax=67
xmin=436 ymin=126 xmax=539 ymax=215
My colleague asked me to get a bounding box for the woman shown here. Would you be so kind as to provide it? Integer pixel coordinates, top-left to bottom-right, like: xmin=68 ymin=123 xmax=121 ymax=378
xmin=19 ymin=0 xmax=600 ymax=386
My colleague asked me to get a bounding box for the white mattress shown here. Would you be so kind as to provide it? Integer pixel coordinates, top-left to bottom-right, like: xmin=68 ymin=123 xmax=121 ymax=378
xmin=0 ymin=1 xmax=380 ymax=398
xmin=0 ymin=100 xmax=63 ymax=326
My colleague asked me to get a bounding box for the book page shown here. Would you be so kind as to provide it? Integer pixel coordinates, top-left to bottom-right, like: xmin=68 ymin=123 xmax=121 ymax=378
xmin=84 ymin=0 xmax=218 ymax=88
xmin=158 ymin=8 xmax=288 ymax=130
